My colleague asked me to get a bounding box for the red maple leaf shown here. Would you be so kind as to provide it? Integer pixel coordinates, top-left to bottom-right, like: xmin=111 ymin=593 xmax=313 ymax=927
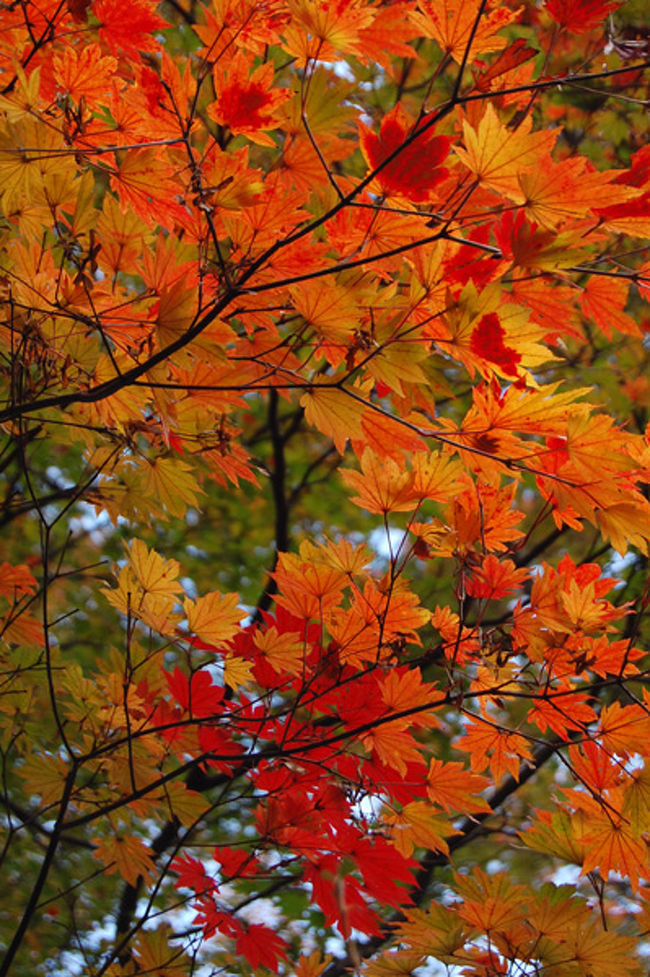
xmin=173 ymin=854 xmax=215 ymax=895
xmin=470 ymin=312 xmax=521 ymax=376
xmin=236 ymin=923 xmax=288 ymax=973
xmin=165 ymin=667 xmax=224 ymax=718
xmin=359 ymin=104 xmax=450 ymax=202
xmin=544 ymin=0 xmax=622 ymax=33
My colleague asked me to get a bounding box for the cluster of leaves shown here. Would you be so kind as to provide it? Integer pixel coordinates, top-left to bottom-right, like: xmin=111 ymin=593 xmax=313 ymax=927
xmin=1 ymin=0 xmax=650 ymax=975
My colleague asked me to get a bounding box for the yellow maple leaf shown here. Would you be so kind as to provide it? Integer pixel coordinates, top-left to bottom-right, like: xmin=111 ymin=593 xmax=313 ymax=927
xmin=18 ymin=753 xmax=69 ymax=807
xmin=159 ymin=782 xmax=210 ymax=829
xmin=184 ymin=590 xmax=241 ymax=646
xmin=297 ymin=537 xmax=372 ymax=575
xmin=283 ymin=0 xmax=375 ymax=65
xmin=596 ymin=501 xmax=650 ymax=556
xmin=384 ymin=800 xmax=459 ymax=857
xmin=1 ymin=609 xmax=44 ymax=648
xmin=224 ymin=653 xmax=254 ymax=690
xmin=300 ymin=383 xmax=365 ymax=453
xmin=520 ymin=155 xmax=639 ymax=229
xmin=455 ymin=104 xmax=557 ymax=199
xmin=141 ymin=457 xmax=203 ymax=520
xmin=273 ymin=546 xmax=348 ymax=620
xmin=455 ymin=868 xmax=527 ymax=933
xmin=126 ymin=539 xmax=182 ymax=598
xmin=103 ymin=540 xmax=185 ymax=635
xmin=411 ymin=450 xmax=463 ymax=502
xmin=623 ymin=766 xmax=650 ymax=834
xmin=363 ymin=951 xmax=426 ymax=977
xmin=522 ymin=807 xmax=590 ymax=866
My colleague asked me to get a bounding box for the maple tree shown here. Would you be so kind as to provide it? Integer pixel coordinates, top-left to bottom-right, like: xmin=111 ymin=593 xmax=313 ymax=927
xmin=1 ymin=0 xmax=650 ymax=974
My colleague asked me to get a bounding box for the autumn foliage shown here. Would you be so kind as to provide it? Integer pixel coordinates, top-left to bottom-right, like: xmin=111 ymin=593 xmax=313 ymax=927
xmin=1 ymin=0 xmax=650 ymax=974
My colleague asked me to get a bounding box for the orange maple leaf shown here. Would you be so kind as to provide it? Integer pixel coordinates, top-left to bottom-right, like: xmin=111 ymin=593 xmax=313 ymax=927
xmin=93 ymin=834 xmax=155 ymax=888
xmin=427 ymin=759 xmax=491 ymax=814
xmin=582 ymin=816 xmax=645 ymax=891
xmin=209 ymin=51 xmax=292 ymax=146
xmin=412 ymin=0 xmax=519 ymax=63
xmin=341 ymin=448 xmax=416 ymax=514
xmin=465 ymin=555 xmax=528 ymax=599
xmin=457 ymin=717 xmax=532 ymax=781
xmin=94 ymin=0 xmax=168 ymax=56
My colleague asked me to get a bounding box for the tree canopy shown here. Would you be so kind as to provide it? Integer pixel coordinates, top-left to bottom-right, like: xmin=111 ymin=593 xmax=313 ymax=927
xmin=1 ymin=1 xmax=650 ymax=975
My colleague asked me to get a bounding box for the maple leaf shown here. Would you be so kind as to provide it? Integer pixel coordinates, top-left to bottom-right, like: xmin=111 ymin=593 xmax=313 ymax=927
xmin=46 ymin=43 xmax=118 ymax=108
xmin=142 ymin=457 xmax=203 ymax=520
xmin=166 ymin=667 xmax=225 ymax=718
xmin=518 ymin=155 xmax=639 ymax=229
xmin=110 ymin=148 xmax=184 ymax=227
xmin=522 ymin=807 xmax=590 ymax=865
xmin=564 ymin=922 xmax=642 ymax=977
xmin=472 ymin=39 xmax=538 ymax=92
xmin=94 ymin=0 xmax=169 ymax=57
xmin=456 ymin=104 xmax=558 ymax=199
xmin=379 ymin=667 xmax=443 ymax=726
xmin=282 ymin=0 xmax=376 ymax=64
xmin=93 ymin=834 xmax=155 ymax=888
xmin=469 ymin=311 xmax=522 ymax=376
xmin=236 ymin=923 xmax=288 ymax=973
xmin=253 ymin=624 xmax=306 ymax=676
xmin=0 ymin=562 xmax=38 ymax=601
xmin=465 ymin=554 xmax=528 ymax=599
xmin=184 ymin=590 xmax=241 ymax=646
xmin=294 ymin=950 xmax=333 ymax=977
xmin=384 ymin=800 xmax=460 ymax=858
xmin=457 ymin=717 xmax=532 ymax=781
xmin=623 ymin=767 xmax=650 ymax=834
xmin=223 ymin=653 xmax=254 ymax=690
xmin=362 ymin=409 xmax=428 ymax=460
xmin=132 ymin=926 xmax=189 ymax=977
xmin=363 ymin=721 xmax=426 ymax=776
xmin=359 ymin=104 xmax=450 ymax=203
xmin=426 ymin=759 xmax=491 ymax=814
xmin=582 ymin=815 xmax=645 ymax=891
xmin=209 ymin=52 xmax=291 ymax=146
xmin=581 ymin=277 xmax=641 ymax=339
xmin=300 ymin=382 xmax=365 ymax=453
xmin=412 ymin=0 xmax=520 ymax=63
xmin=545 ymin=0 xmax=623 ymax=33
xmin=455 ymin=868 xmax=527 ymax=934
xmin=18 ymin=754 xmax=70 ymax=806
xmin=341 ymin=448 xmax=416 ymax=514
xmin=125 ymin=540 xmax=183 ymax=600
xmin=598 ymin=701 xmax=650 ymax=757
xmin=528 ymin=692 xmax=597 ymax=739
xmin=272 ymin=544 xmax=348 ymax=620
